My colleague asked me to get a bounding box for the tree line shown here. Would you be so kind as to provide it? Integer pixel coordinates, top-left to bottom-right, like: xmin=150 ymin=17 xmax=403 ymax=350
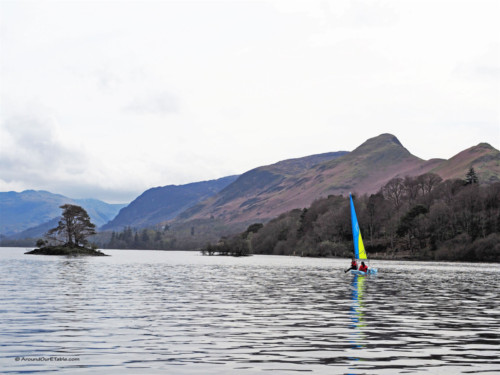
xmin=204 ymin=169 xmax=500 ymax=261
xmin=100 ymin=219 xmax=242 ymax=250
xmin=105 ymin=226 xmax=176 ymax=250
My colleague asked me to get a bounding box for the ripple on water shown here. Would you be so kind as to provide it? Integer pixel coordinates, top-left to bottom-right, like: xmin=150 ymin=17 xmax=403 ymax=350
xmin=1 ymin=249 xmax=499 ymax=374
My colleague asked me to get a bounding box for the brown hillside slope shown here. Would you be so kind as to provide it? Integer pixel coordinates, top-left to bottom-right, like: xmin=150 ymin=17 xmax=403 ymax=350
xmin=179 ymin=134 xmax=421 ymax=222
xmin=429 ymin=143 xmax=500 ymax=182
xmin=178 ymin=151 xmax=348 ymax=221
xmin=177 ymin=134 xmax=500 ymax=224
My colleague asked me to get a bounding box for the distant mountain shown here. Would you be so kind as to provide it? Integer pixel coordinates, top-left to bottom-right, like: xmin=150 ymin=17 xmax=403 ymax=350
xmin=176 ymin=134 xmax=500 ymax=224
xmin=6 ymin=218 xmax=60 ymax=240
xmin=74 ymin=198 xmax=127 ymax=227
xmin=0 ymin=190 xmax=125 ymax=236
xmin=100 ymin=175 xmax=239 ymax=231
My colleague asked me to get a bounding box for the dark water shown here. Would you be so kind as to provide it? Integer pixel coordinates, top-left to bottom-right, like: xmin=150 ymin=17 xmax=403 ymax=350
xmin=1 ymin=248 xmax=499 ymax=374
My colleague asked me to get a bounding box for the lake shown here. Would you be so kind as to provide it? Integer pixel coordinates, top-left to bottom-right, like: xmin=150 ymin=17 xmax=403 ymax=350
xmin=1 ymin=248 xmax=499 ymax=374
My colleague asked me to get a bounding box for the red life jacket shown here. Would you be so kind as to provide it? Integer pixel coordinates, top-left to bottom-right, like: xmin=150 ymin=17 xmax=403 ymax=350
xmin=359 ymin=264 xmax=368 ymax=272
xmin=351 ymin=260 xmax=357 ymax=269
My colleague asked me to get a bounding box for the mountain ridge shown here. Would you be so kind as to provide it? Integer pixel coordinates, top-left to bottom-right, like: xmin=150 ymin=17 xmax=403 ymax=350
xmin=174 ymin=134 xmax=499 ymax=225
xmin=429 ymin=142 xmax=500 ymax=182
xmin=2 ymin=134 xmax=499 ymax=240
xmin=178 ymin=151 xmax=349 ymax=221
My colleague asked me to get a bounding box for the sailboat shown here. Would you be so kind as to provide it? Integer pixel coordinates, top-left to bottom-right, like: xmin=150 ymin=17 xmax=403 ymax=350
xmin=349 ymin=193 xmax=377 ymax=275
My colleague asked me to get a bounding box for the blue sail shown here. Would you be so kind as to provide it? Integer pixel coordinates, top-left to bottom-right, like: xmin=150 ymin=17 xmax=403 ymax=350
xmin=350 ymin=194 xmax=367 ymax=260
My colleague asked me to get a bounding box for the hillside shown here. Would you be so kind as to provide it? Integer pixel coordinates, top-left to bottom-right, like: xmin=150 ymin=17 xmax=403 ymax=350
xmin=0 ymin=190 xmax=125 ymax=236
xmin=429 ymin=143 xmax=500 ymax=183
xmin=101 ymin=175 xmax=239 ymax=231
xmin=178 ymin=134 xmax=421 ymax=222
xmin=178 ymin=151 xmax=348 ymax=222
xmin=176 ymin=134 xmax=500 ymax=224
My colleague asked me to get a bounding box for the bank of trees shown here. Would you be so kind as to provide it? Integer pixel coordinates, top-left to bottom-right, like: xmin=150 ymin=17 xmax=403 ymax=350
xmin=105 ymin=226 xmax=185 ymax=250
xmin=232 ymin=171 xmax=500 ymax=261
xmin=201 ymin=223 xmax=263 ymax=256
xmin=102 ymin=219 xmax=244 ymax=250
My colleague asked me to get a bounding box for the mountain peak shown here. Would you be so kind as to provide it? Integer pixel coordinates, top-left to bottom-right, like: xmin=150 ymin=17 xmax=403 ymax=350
xmin=359 ymin=133 xmax=402 ymax=148
xmin=349 ymin=133 xmax=413 ymax=161
xmin=471 ymin=142 xmax=496 ymax=152
xmin=379 ymin=133 xmax=402 ymax=145
xmin=450 ymin=142 xmax=499 ymax=159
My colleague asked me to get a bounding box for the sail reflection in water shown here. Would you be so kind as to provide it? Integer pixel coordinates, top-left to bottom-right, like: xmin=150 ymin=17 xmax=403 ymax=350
xmin=350 ymin=275 xmax=366 ymax=351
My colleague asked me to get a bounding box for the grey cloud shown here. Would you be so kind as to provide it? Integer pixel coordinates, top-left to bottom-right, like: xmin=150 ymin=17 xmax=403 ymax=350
xmin=475 ymin=66 xmax=500 ymax=79
xmin=0 ymin=112 xmax=140 ymax=203
xmin=92 ymin=66 xmax=125 ymax=91
xmin=321 ymin=1 xmax=397 ymax=29
xmin=453 ymin=63 xmax=500 ymax=81
xmin=46 ymin=181 xmax=138 ymax=204
xmin=124 ymin=91 xmax=180 ymax=114
xmin=453 ymin=43 xmax=500 ymax=81
xmin=0 ymin=113 xmax=86 ymax=185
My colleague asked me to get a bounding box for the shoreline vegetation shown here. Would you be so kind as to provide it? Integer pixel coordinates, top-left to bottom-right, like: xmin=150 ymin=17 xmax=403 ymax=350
xmin=4 ymin=170 xmax=499 ymax=262
xmin=201 ymin=171 xmax=500 ymax=262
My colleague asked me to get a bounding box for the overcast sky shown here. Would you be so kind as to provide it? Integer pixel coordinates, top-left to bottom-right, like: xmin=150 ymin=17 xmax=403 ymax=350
xmin=1 ymin=0 xmax=499 ymax=203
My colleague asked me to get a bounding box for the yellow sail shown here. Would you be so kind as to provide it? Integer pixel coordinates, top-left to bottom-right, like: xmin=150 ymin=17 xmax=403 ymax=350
xmin=358 ymin=232 xmax=367 ymax=260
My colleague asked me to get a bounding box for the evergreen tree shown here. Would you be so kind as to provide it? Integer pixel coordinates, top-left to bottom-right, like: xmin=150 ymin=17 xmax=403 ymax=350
xmin=465 ymin=167 xmax=479 ymax=185
xmin=46 ymin=204 xmax=96 ymax=247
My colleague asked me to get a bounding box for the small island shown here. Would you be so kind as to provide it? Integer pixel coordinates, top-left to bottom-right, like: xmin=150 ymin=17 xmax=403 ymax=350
xmin=26 ymin=245 xmax=108 ymax=256
xmin=25 ymin=204 xmax=109 ymax=256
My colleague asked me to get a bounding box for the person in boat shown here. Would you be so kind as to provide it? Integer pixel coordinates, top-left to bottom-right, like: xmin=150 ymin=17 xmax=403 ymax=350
xmin=345 ymin=257 xmax=358 ymax=273
xmin=359 ymin=262 xmax=368 ymax=273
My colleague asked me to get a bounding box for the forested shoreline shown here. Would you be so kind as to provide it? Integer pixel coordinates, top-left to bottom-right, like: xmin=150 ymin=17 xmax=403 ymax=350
xmin=205 ymin=170 xmax=500 ymax=261
xmin=6 ymin=170 xmax=498 ymax=262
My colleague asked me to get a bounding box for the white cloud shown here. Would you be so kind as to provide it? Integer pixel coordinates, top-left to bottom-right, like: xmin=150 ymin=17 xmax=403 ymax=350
xmin=0 ymin=0 xmax=498 ymax=202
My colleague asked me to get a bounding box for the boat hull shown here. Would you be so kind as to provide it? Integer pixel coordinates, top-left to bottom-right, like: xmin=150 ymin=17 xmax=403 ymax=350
xmin=350 ymin=269 xmax=378 ymax=276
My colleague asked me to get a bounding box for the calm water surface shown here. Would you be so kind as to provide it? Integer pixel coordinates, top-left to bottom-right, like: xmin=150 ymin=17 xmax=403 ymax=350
xmin=1 ymin=248 xmax=499 ymax=374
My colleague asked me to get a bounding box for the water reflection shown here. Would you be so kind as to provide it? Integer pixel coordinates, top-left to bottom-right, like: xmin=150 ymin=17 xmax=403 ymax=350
xmin=350 ymin=275 xmax=366 ymax=351
xmin=1 ymin=249 xmax=499 ymax=375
